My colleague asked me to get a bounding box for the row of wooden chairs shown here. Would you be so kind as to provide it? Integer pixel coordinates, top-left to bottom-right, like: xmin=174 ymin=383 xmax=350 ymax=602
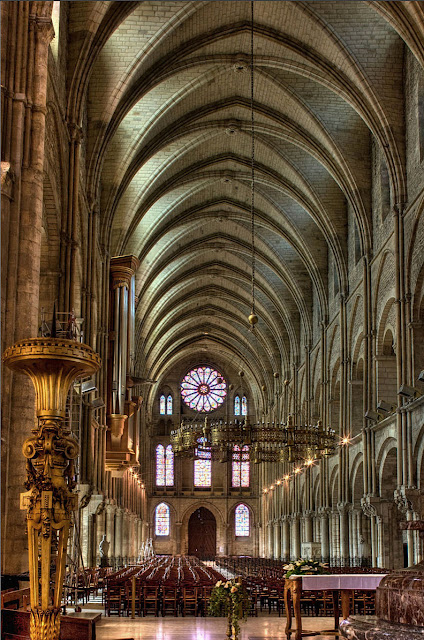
xmin=244 ymin=582 xmax=376 ymax=618
xmin=105 ymin=584 xmax=215 ymax=617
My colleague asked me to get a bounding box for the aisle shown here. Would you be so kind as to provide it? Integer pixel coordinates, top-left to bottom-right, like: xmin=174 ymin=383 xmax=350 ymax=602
xmin=94 ymin=613 xmax=339 ymax=639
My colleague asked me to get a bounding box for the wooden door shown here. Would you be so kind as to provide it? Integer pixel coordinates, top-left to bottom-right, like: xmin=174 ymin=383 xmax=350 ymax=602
xmin=188 ymin=507 xmax=216 ymax=559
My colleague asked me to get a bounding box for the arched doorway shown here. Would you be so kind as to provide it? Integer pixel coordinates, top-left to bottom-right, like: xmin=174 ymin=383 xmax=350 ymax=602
xmin=188 ymin=507 xmax=216 ymax=559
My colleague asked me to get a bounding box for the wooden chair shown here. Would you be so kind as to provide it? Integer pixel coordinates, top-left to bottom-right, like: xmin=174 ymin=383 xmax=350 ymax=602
xmin=182 ymin=586 xmax=199 ymax=616
xmin=316 ymin=590 xmax=334 ymax=616
xmin=363 ymin=592 xmax=376 ymax=615
xmin=143 ymin=585 xmax=159 ymax=616
xmin=300 ymin=590 xmax=319 ymax=616
xmin=161 ymin=586 xmax=179 ymax=616
xmin=105 ymin=584 xmax=125 ymax=616
xmin=267 ymin=586 xmax=280 ymax=613
xmin=125 ymin=580 xmax=143 ymax=617
xmin=1 ymin=588 xmax=30 ymax=611
xmin=199 ymin=586 xmax=213 ymax=616
xmin=247 ymin=587 xmax=259 ymax=617
xmin=277 ymin=586 xmax=285 ymax=617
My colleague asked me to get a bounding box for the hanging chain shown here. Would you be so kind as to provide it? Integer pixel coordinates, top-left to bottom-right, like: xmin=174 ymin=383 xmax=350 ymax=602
xmin=250 ymin=0 xmax=256 ymax=316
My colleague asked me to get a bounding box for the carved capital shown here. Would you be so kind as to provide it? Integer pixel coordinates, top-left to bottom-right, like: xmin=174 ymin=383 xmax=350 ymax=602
xmin=361 ymin=496 xmax=377 ymax=518
xmin=337 ymin=502 xmax=352 ymax=515
xmin=31 ymin=17 xmax=55 ymax=45
xmin=79 ymin=486 xmax=94 ymax=510
xmin=110 ymin=255 xmax=140 ymax=289
xmin=1 ymin=162 xmax=14 ymax=199
xmin=394 ymin=488 xmax=412 ymax=515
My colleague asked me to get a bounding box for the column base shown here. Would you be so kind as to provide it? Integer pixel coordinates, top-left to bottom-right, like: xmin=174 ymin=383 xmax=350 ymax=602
xmin=30 ymin=608 xmax=61 ymax=640
xmin=340 ymin=616 xmax=424 ymax=639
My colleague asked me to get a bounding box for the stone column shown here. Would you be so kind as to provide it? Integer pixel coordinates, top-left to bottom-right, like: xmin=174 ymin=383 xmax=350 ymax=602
xmin=95 ymin=508 xmax=106 ymax=565
xmin=80 ymin=508 xmax=90 ymax=569
xmin=281 ymin=517 xmax=290 ymax=561
xmin=136 ymin=518 xmax=143 ymax=559
xmin=142 ymin=521 xmax=149 ymax=544
xmin=351 ymin=510 xmax=359 ymax=562
xmin=273 ymin=520 xmax=281 ymax=560
xmin=267 ymin=523 xmax=273 ymax=558
xmin=1 ymin=5 xmax=55 ymax=577
xmin=105 ymin=504 xmax=115 ymax=563
xmin=304 ymin=512 xmax=313 ymax=543
xmin=122 ymin=511 xmax=130 ymax=564
xmin=291 ymin=515 xmax=301 ymax=559
xmin=115 ymin=508 xmax=124 ymax=567
xmin=338 ymin=503 xmax=350 ymax=566
xmin=253 ymin=522 xmax=260 ymax=557
xmin=175 ymin=522 xmax=182 ymax=555
xmin=319 ymin=510 xmax=330 ymax=562
xmin=370 ymin=514 xmax=377 ymax=567
xmin=130 ymin=514 xmax=137 ymax=563
xmin=331 ymin=512 xmax=340 ymax=565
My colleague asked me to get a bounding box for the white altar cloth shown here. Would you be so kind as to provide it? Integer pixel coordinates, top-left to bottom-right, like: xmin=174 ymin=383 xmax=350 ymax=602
xmin=300 ymin=573 xmax=387 ymax=590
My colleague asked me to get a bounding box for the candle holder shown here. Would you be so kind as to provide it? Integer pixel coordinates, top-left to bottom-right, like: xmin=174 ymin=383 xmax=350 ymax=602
xmin=3 ymin=338 xmax=100 ymax=640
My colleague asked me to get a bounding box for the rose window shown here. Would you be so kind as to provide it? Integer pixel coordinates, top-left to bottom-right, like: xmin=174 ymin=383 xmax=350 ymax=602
xmin=181 ymin=366 xmax=227 ymax=412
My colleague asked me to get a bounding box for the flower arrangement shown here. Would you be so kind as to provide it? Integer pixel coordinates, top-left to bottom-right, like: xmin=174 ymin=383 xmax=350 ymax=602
xmin=208 ymin=577 xmax=250 ymax=639
xmin=283 ymin=558 xmax=329 ymax=579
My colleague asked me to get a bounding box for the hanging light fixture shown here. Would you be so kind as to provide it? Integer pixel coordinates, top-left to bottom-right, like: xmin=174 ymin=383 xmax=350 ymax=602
xmin=280 ymin=415 xmax=335 ymax=464
xmin=170 ymin=2 xmax=335 ymax=466
xmin=248 ymin=0 xmax=258 ymax=329
xmin=170 ymin=418 xmax=204 ymax=457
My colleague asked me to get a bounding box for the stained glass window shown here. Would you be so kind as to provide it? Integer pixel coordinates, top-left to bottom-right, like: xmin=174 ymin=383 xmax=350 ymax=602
xmin=155 ymin=502 xmax=170 ymax=536
xmin=241 ymin=396 xmax=247 ymax=416
xmin=181 ymin=366 xmax=227 ymax=412
xmin=166 ymin=395 xmax=173 ymax=415
xmin=160 ymin=395 xmax=166 ymax=415
xmin=165 ymin=444 xmax=174 ymax=486
xmin=232 ymin=445 xmax=250 ymax=487
xmin=234 ymin=395 xmax=240 ymax=415
xmin=156 ymin=444 xmax=165 ymax=485
xmin=156 ymin=444 xmax=174 ymax=486
xmin=235 ymin=503 xmax=250 ymax=536
xmin=194 ymin=437 xmax=211 ymax=486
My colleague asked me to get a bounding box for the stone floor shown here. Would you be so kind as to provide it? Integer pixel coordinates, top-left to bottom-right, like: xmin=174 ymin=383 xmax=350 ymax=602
xmin=79 ymin=598 xmax=339 ymax=640
xmin=94 ymin=614 xmax=340 ymax=639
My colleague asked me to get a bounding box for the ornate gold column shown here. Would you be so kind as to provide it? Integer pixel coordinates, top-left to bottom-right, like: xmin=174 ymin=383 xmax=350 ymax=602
xmin=3 ymin=338 xmax=100 ymax=640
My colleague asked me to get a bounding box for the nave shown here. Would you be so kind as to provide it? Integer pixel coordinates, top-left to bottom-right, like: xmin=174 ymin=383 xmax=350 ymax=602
xmin=2 ymin=2 xmax=424 ymax=640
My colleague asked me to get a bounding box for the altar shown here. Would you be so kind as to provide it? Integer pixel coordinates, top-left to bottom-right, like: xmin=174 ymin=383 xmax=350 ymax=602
xmin=284 ymin=573 xmax=387 ymax=639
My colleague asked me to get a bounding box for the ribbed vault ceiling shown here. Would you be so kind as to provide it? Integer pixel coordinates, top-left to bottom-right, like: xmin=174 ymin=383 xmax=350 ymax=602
xmin=71 ymin=0 xmax=423 ymax=397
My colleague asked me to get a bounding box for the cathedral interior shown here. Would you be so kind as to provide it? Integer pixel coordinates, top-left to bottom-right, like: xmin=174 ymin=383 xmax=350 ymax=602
xmin=1 ymin=1 xmax=424 ymax=639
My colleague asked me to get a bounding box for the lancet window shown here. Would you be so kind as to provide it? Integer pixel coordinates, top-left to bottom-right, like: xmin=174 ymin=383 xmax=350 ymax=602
xmin=235 ymin=503 xmax=250 ymax=536
xmin=155 ymin=502 xmax=170 ymax=536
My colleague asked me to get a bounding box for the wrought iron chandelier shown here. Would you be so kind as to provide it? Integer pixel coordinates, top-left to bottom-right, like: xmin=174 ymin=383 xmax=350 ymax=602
xmin=280 ymin=414 xmax=336 ymax=463
xmin=170 ymin=415 xmax=335 ymax=464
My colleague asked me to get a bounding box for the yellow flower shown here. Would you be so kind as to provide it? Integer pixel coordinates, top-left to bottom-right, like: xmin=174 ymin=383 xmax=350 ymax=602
xmin=231 ymin=586 xmax=238 ymax=593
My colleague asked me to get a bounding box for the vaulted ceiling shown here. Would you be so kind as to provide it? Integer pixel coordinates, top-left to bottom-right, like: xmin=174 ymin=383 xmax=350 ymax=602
xmin=67 ymin=1 xmax=424 ymax=396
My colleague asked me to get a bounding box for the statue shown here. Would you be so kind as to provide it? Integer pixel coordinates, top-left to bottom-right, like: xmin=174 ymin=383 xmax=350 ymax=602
xmin=148 ymin=537 xmax=155 ymax=558
xmin=138 ymin=541 xmax=145 ymax=563
xmin=359 ymin=534 xmax=371 ymax=566
xmin=143 ymin=537 xmax=154 ymax=558
xmin=99 ymin=534 xmax=110 ymax=567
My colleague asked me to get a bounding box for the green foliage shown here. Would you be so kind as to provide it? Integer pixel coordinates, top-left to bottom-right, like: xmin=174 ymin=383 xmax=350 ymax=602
xmin=208 ymin=578 xmax=250 ymax=637
xmin=283 ymin=558 xmax=329 ymax=579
